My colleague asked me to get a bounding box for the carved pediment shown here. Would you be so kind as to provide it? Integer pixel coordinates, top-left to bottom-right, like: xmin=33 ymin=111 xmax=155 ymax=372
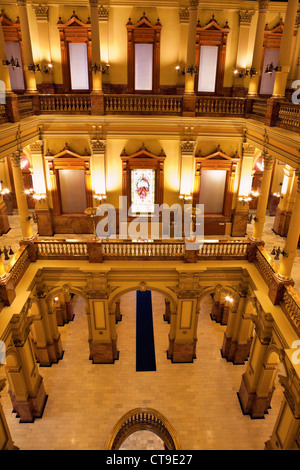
xmin=121 ymin=144 xmax=166 ymax=163
xmin=127 ymin=12 xmax=162 ymax=30
xmin=57 ymin=11 xmax=90 ymax=29
xmin=197 ymin=15 xmax=230 ymax=32
xmin=197 ymin=146 xmax=239 ymax=162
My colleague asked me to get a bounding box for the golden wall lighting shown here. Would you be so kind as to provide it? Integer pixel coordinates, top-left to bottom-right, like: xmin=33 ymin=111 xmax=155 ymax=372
xmin=90 ymin=63 xmax=110 ymax=74
xmin=238 ymin=195 xmax=252 ymax=205
xmin=233 ymin=67 xmax=257 ymax=78
xmin=175 ymin=65 xmax=185 ymax=76
xmin=3 ymin=56 xmax=20 ymax=69
xmin=225 ymin=295 xmax=233 ymax=303
xmin=93 ymin=193 xmax=107 ymax=203
xmin=179 ymin=194 xmax=193 ymax=202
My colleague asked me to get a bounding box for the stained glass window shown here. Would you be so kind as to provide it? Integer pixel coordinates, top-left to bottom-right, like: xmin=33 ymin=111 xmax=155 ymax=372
xmin=131 ymin=169 xmax=155 ymax=214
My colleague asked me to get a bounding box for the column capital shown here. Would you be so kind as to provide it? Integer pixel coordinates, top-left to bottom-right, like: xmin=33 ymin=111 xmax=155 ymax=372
xmin=9 ymin=152 xmax=21 ymax=168
xmin=29 ymin=140 xmax=43 ymax=154
xmin=179 ymin=7 xmax=189 ymax=24
xmin=189 ymin=0 xmax=199 ymax=10
xmin=258 ymin=0 xmax=270 ymax=13
xmin=180 ymin=140 xmax=196 ymax=155
xmin=32 ymin=3 xmax=49 ymax=21
xmin=90 ymin=139 xmax=106 ymax=154
xmin=262 ymin=153 xmax=274 ymax=170
xmin=239 ymin=10 xmax=255 ymax=26
xmin=242 ymin=142 xmax=256 ymax=155
xmin=98 ymin=4 xmax=109 ymax=21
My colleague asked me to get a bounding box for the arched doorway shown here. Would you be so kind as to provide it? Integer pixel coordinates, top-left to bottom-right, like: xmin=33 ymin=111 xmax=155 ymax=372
xmin=105 ymin=408 xmax=181 ymax=450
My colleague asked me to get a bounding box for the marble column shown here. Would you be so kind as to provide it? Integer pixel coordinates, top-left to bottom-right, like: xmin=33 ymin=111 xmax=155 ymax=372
xmin=6 ymin=313 xmax=47 ymax=423
xmin=89 ymin=0 xmax=104 ymax=115
xmin=232 ymin=143 xmax=255 ymax=236
xmin=9 ymin=152 xmax=34 ymax=242
xmin=29 ymin=140 xmax=54 ymax=236
xmin=265 ymin=365 xmax=300 ymax=450
xmin=31 ymin=4 xmax=54 ymax=93
xmin=0 ymin=19 xmax=19 ymax=122
xmin=273 ymin=165 xmax=295 ymax=236
xmin=277 ymin=169 xmax=300 ymax=281
xmin=17 ymin=0 xmax=37 ymax=93
xmin=289 ymin=7 xmax=300 ymax=88
xmin=86 ymin=289 xmax=118 ymax=364
xmin=233 ymin=10 xmax=255 ymax=95
xmin=238 ymin=312 xmax=274 ymax=418
xmin=182 ymin=0 xmax=198 ymax=116
xmin=167 ymin=292 xmax=198 ymax=363
xmin=222 ymin=291 xmax=254 ymax=364
xmin=180 ymin=140 xmax=196 ymax=197
xmin=273 ymin=0 xmax=299 ymax=98
xmin=251 ymin=153 xmax=274 ymax=242
xmin=248 ymin=0 xmax=270 ymax=96
xmin=0 ymin=379 xmax=17 ymax=450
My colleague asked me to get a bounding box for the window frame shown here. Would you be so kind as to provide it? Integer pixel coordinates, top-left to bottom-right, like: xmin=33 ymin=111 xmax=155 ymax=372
xmin=126 ymin=14 xmax=162 ymax=94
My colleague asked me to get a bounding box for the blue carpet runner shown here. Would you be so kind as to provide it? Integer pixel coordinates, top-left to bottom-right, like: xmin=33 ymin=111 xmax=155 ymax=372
xmin=136 ymin=290 xmax=156 ymax=372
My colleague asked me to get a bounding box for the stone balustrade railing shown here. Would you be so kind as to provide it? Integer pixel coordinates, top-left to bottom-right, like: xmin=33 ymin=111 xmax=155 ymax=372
xmin=39 ymin=94 xmax=91 ymax=113
xmin=196 ymin=97 xmax=245 ymax=116
xmin=3 ymin=93 xmax=299 ymax=134
xmin=105 ymin=94 xmax=182 ymax=114
xmin=0 ymin=238 xmax=299 ymax=334
xmin=277 ymin=102 xmax=300 ymax=132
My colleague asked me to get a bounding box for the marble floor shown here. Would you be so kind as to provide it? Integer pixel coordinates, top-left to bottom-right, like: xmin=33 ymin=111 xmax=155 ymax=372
xmin=1 ymin=211 xmax=299 ymax=296
xmin=0 ymin=292 xmax=284 ymax=450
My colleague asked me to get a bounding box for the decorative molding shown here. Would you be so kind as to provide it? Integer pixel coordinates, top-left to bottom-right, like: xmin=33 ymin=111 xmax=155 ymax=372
xmin=32 ymin=4 xmax=49 ymax=21
xmin=29 ymin=140 xmax=43 ymax=153
xmin=239 ymin=10 xmax=255 ymax=26
xmin=179 ymin=7 xmax=189 ymax=24
xmin=180 ymin=140 xmax=196 ymax=155
xmin=263 ymin=153 xmax=275 ymax=171
xmin=9 ymin=152 xmax=21 ymax=168
xmin=258 ymin=0 xmax=270 ymax=13
xmin=90 ymin=139 xmax=106 ymax=153
xmin=98 ymin=4 xmax=109 ymax=21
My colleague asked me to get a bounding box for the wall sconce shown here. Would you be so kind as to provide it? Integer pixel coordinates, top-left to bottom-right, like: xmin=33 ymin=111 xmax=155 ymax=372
xmin=179 ymin=194 xmax=193 ymax=202
xmin=90 ymin=63 xmax=110 ymax=74
xmin=273 ymin=192 xmax=281 ymax=198
xmin=233 ymin=67 xmax=257 ymax=78
xmin=93 ymin=194 xmax=107 ymax=203
xmin=249 ymin=190 xmax=260 ymax=198
xmin=24 ymin=189 xmax=46 ymax=202
xmin=0 ymin=187 xmax=10 ymax=196
xmin=0 ymin=246 xmax=14 ymax=260
xmin=225 ymin=295 xmax=233 ymax=303
xmin=3 ymin=56 xmax=20 ymax=69
xmin=265 ymin=63 xmax=281 ymax=74
xmin=175 ymin=65 xmax=185 ymax=76
xmin=238 ymin=195 xmax=252 ymax=205
xmin=185 ymin=65 xmax=197 ymax=75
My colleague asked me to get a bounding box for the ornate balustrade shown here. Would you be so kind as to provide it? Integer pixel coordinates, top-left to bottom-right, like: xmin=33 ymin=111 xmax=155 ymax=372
xmin=0 ymin=238 xmax=299 ymax=334
xmin=277 ymin=102 xmax=300 ymax=132
xmin=36 ymin=239 xmax=89 ymax=259
xmin=0 ymin=103 xmax=7 ymax=124
xmin=39 ymin=94 xmax=91 ymax=113
xmin=105 ymin=94 xmax=182 ymax=114
xmin=1 ymin=93 xmax=298 ymax=134
xmin=196 ymin=97 xmax=245 ymax=116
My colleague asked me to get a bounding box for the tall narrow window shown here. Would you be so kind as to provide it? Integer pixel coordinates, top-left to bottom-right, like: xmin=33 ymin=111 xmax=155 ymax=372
xmin=134 ymin=44 xmax=153 ymax=91
xmin=5 ymin=42 xmax=25 ymax=91
xmin=198 ymin=46 xmax=218 ymax=93
xmin=68 ymin=43 xmax=89 ymax=91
